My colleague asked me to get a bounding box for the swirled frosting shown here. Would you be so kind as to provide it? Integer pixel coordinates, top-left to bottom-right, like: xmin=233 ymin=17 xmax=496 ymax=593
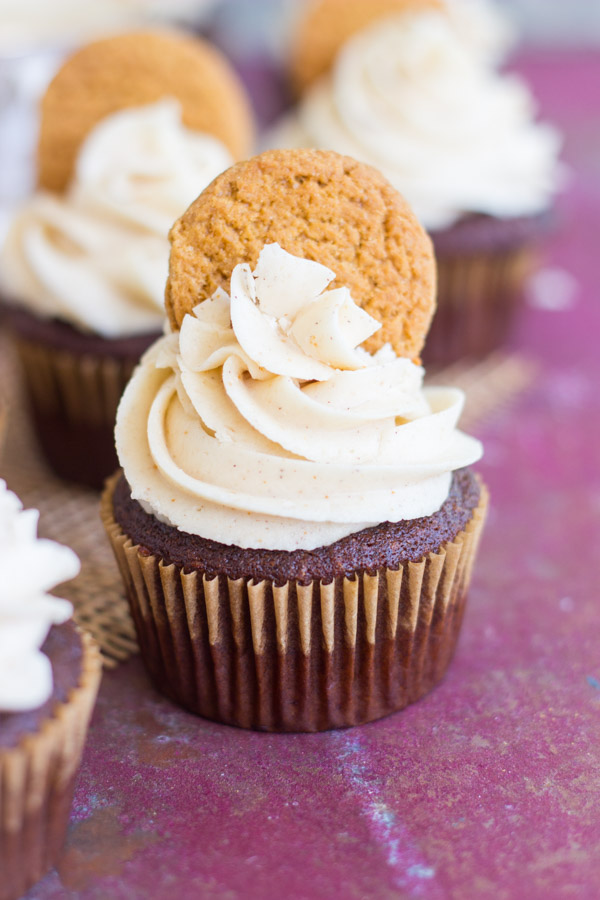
xmin=116 ymin=244 xmax=482 ymax=551
xmin=1 ymin=99 xmax=233 ymax=337
xmin=271 ymin=11 xmax=560 ymax=231
xmin=0 ymin=481 xmax=78 ymax=712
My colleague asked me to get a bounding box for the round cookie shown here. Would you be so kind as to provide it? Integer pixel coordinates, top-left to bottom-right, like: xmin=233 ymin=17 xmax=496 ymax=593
xmin=166 ymin=149 xmax=436 ymax=359
xmin=38 ymin=30 xmax=254 ymax=194
xmin=291 ymin=0 xmax=443 ymax=93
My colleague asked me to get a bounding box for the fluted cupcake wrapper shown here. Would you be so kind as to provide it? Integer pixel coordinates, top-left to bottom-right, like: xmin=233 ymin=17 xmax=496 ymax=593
xmin=0 ymin=395 xmax=7 ymax=456
xmin=14 ymin=337 xmax=141 ymax=489
xmin=424 ymin=246 xmax=536 ymax=367
xmin=0 ymin=629 xmax=102 ymax=900
xmin=101 ymin=475 xmax=488 ymax=732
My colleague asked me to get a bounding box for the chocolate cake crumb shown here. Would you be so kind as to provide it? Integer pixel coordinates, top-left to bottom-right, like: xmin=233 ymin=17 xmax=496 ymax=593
xmin=113 ymin=468 xmax=481 ymax=586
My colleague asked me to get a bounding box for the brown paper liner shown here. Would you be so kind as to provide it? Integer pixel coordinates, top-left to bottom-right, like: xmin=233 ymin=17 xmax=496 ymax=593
xmin=0 ymin=628 xmax=102 ymax=900
xmin=13 ymin=336 xmax=141 ymax=489
xmin=423 ymin=245 xmax=537 ymax=368
xmin=101 ymin=474 xmax=488 ymax=732
xmin=0 ymin=397 xmax=7 ymax=457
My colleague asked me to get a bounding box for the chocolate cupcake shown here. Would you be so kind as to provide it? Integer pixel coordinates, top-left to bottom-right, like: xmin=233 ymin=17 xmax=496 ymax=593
xmin=104 ymin=468 xmax=486 ymax=731
xmin=0 ymin=482 xmax=101 ymax=899
xmin=102 ymin=150 xmax=488 ymax=732
xmin=1 ymin=30 xmax=254 ymax=489
xmin=2 ymin=307 xmax=158 ymax=487
xmin=269 ymin=2 xmax=562 ymax=365
xmin=424 ymin=209 xmax=553 ymax=366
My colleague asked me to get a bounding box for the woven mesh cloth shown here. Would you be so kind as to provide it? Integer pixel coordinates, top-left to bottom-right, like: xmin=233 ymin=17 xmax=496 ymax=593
xmin=0 ymin=332 xmax=536 ymax=667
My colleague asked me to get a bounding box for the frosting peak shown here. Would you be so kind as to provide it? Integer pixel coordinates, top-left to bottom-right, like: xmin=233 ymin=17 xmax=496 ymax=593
xmin=0 ymin=481 xmax=78 ymax=712
xmin=117 ymin=244 xmax=482 ymax=551
xmin=72 ymin=100 xmax=232 ymax=237
xmin=228 ymin=243 xmax=381 ymax=380
xmin=445 ymin=0 xmax=515 ymax=65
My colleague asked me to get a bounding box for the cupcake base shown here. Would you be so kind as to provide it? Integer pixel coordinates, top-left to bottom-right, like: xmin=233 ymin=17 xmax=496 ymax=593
xmin=0 ymin=623 xmax=101 ymax=900
xmin=424 ymin=211 xmax=552 ymax=367
xmin=102 ymin=470 xmax=488 ymax=732
xmin=2 ymin=303 xmax=158 ymax=490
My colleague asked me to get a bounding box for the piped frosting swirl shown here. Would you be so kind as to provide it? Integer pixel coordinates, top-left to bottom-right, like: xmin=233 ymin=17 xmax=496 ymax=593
xmin=271 ymin=11 xmax=561 ymax=231
xmin=116 ymin=244 xmax=482 ymax=551
xmin=1 ymin=99 xmax=233 ymax=337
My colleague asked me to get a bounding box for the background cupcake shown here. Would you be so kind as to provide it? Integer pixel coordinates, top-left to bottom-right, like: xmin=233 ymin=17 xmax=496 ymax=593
xmin=102 ymin=149 xmax=488 ymax=732
xmin=270 ymin=0 xmax=562 ymax=365
xmin=288 ymin=0 xmax=514 ymax=93
xmin=1 ymin=29 xmax=254 ymax=489
xmin=0 ymin=0 xmax=223 ymax=53
xmin=0 ymin=480 xmax=101 ymax=900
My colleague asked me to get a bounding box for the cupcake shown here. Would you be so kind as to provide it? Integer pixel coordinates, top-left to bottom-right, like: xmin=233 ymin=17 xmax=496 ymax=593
xmin=1 ymin=29 xmax=254 ymax=489
xmin=272 ymin=1 xmax=562 ymax=365
xmin=102 ymin=149 xmax=488 ymax=732
xmin=0 ymin=481 xmax=102 ymax=900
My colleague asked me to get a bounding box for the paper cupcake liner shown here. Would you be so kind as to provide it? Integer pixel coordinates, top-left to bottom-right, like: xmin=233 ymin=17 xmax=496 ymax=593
xmin=13 ymin=336 xmax=141 ymax=489
xmin=102 ymin=475 xmax=488 ymax=732
xmin=424 ymin=245 xmax=536 ymax=367
xmin=0 ymin=394 xmax=7 ymax=457
xmin=0 ymin=628 xmax=102 ymax=900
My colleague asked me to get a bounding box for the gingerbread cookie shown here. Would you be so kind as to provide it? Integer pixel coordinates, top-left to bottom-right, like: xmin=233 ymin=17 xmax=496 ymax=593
xmin=291 ymin=0 xmax=442 ymax=93
xmin=166 ymin=149 xmax=436 ymax=359
xmin=38 ymin=30 xmax=254 ymax=193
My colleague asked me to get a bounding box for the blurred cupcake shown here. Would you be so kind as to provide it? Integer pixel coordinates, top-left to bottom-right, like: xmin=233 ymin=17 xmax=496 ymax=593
xmin=272 ymin=0 xmax=562 ymax=365
xmin=0 ymin=0 xmax=223 ymax=53
xmin=0 ymin=388 xmax=7 ymax=455
xmin=441 ymin=0 xmax=515 ymax=65
xmin=0 ymin=481 xmax=101 ymax=900
xmin=1 ymin=29 xmax=254 ymax=488
xmin=102 ymin=150 xmax=488 ymax=732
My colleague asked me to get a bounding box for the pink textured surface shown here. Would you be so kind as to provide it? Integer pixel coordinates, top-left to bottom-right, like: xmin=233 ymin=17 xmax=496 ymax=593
xmin=27 ymin=50 xmax=600 ymax=899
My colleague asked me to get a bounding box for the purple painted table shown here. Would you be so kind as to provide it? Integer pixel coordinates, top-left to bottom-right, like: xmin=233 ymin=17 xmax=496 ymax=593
xmin=28 ymin=50 xmax=600 ymax=899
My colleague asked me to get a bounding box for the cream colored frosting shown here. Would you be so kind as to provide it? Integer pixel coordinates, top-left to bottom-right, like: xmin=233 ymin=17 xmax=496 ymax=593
xmin=445 ymin=0 xmax=515 ymax=65
xmin=0 ymin=99 xmax=233 ymax=337
xmin=0 ymin=481 xmax=78 ymax=713
xmin=116 ymin=244 xmax=482 ymax=551
xmin=270 ymin=11 xmax=560 ymax=231
xmin=0 ymin=0 xmax=219 ymax=49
